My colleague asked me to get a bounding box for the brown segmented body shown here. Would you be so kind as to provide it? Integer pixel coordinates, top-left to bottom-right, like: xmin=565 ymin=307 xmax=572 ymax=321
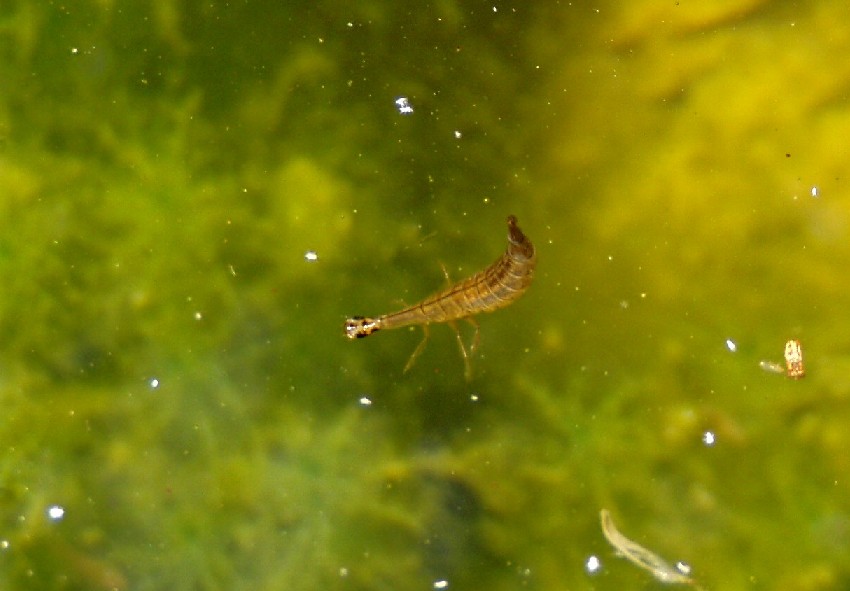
xmin=344 ymin=215 xmax=536 ymax=339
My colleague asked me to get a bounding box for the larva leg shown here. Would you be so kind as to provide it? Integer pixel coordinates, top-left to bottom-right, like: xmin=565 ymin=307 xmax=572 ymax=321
xmin=448 ymin=320 xmax=474 ymax=381
xmin=403 ymin=324 xmax=430 ymax=374
xmin=465 ymin=316 xmax=480 ymax=356
xmin=439 ymin=261 xmax=452 ymax=285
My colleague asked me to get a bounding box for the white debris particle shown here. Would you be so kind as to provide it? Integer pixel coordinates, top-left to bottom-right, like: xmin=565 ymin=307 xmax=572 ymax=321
xmin=150 ymin=378 xmax=160 ymax=389
xmin=304 ymin=250 xmax=319 ymax=262
xmin=395 ymin=97 xmax=414 ymax=114
xmin=359 ymin=397 xmax=372 ymax=406
xmin=675 ymin=561 xmax=692 ymax=576
xmin=702 ymin=431 xmax=716 ymax=446
xmin=725 ymin=338 xmax=737 ymax=352
xmin=433 ymin=580 xmax=449 ymax=590
xmin=585 ymin=554 xmax=602 ymax=574
xmin=47 ymin=505 xmax=65 ymax=521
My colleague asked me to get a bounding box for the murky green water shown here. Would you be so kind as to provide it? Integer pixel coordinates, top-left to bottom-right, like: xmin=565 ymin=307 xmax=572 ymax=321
xmin=2 ymin=1 xmax=850 ymax=590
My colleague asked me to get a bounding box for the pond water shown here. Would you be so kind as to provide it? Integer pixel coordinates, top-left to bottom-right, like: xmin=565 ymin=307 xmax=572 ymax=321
xmin=1 ymin=2 xmax=849 ymax=590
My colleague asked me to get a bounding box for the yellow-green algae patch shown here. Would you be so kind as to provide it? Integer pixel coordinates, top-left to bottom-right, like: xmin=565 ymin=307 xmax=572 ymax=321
xmin=3 ymin=2 xmax=850 ymax=591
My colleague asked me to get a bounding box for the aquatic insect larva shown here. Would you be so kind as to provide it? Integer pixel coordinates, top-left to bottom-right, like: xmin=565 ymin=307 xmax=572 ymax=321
xmin=759 ymin=339 xmax=805 ymax=379
xmin=344 ymin=215 xmax=536 ymax=379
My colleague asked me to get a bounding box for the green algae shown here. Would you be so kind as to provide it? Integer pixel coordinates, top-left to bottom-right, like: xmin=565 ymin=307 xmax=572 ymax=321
xmin=1 ymin=2 xmax=850 ymax=590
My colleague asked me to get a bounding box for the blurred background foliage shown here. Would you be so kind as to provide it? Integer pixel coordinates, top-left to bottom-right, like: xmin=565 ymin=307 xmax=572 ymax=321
xmin=1 ymin=1 xmax=850 ymax=590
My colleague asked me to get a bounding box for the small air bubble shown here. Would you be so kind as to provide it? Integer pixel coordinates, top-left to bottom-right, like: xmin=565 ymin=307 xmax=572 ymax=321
xmin=47 ymin=505 xmax=65 ymax=521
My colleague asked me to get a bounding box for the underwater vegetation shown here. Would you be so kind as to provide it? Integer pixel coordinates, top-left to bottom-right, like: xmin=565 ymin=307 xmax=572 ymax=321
xmin=1 ymin=1 xmax=850 ymax=590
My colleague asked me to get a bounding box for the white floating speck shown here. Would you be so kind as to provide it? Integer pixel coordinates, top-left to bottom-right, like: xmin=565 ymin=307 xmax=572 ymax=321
xmin=702 ymin=431 xmax=716 ymax=446
xmin=675 ymin=561 xmax=692 ymax=576
xmin=339 ymin=567 xmax=349 ymax=577
xmin=0 ymin=540 xmax=9 ymax=550
xmin=47 ymin=505 xmax=65 ymax=521
xmin=470 ymin=393 xmax=479 ymax=402
xmin=585 ymin=554 xmax=602 ymax=574
xmin=150 ymin=378 xmax=160 ymax=389
xmin=811 ymin=186 xmax=819 ymax=198
xmin=725 ymin=338 xmax=737 ymax=352
xmin=359 ymin=397 xmax=372 ymax=406
xmin=304 ymin=250 xmax=319 ymax=262
xmin=395 ymin=97 xmax=414 ymax=114
xmin=454 ymin=130 xmax=462 ymax=139
xmin=433 ymin=580 xmax=449 ymax=590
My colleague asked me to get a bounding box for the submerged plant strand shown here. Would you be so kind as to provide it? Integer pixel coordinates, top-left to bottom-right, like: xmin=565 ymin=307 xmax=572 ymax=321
xmin=600 ymin=509 xmax=704 ymax=589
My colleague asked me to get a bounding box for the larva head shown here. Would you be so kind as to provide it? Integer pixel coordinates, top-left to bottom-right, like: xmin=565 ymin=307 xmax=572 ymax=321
xmin=344 ymin=316 xmax=381 ymax=339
